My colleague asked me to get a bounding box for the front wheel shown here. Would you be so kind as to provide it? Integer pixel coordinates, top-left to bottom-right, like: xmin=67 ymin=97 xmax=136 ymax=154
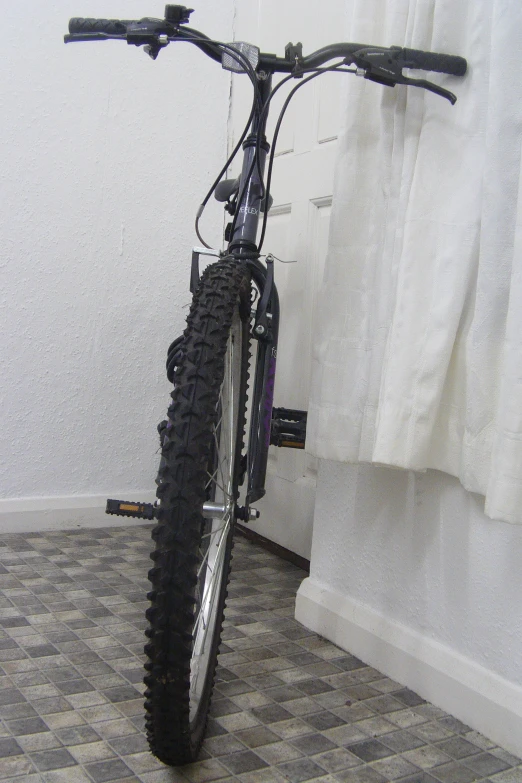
xmin=144 ymin=261 xmax=252 ymax=765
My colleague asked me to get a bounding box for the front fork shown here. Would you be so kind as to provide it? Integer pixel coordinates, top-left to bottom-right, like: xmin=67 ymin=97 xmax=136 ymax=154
xmin=245 ymin=257 xmax=279 ymax=505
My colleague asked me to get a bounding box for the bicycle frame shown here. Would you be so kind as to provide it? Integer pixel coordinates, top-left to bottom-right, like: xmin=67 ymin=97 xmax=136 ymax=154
xmin=224 ymin=74 xmax=279 ymax=505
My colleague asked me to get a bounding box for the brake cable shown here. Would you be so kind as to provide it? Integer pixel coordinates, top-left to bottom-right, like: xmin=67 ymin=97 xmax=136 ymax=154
xmin=165 ymin=35 xmax=263 ymax=248
xmin=228 ymin=61 xmax=352 ymax=246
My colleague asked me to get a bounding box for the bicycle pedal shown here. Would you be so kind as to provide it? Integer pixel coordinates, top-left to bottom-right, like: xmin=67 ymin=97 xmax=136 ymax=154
xmin=270 ymin=408 xmax=307 ymax=449
xmin=106 ymin=499 xmax=157 ymax=520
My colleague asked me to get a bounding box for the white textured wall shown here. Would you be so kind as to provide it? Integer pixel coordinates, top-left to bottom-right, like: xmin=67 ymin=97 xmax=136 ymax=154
xmin=310 ymin=462 xmax=522 ymax=685
xmin=297 ymin=461 xmax=522 ymax=752
xmin=1 ymin=2 xmax=233 ymax=513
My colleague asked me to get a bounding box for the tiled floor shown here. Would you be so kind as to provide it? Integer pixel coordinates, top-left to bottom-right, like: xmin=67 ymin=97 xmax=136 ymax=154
xmin=0 ymin=526 xmax=520 ymax=783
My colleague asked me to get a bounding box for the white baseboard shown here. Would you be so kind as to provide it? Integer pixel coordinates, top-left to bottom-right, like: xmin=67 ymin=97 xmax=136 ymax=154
xmin=296 ymin=577 xmax=522 ymax=758
xmin=0 ymin=492 xmax=156 ymax=533
xmin=248 ymin=473 xmax=316 ymax=561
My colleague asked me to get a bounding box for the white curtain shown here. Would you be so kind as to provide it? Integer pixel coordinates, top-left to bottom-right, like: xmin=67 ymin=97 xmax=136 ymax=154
xmin=307 ymin=0 xmax=522 ymax=524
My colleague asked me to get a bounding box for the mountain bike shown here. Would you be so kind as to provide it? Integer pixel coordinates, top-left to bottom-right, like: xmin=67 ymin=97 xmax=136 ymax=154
xmin=64 ymin=5 xmax=467 ymax=765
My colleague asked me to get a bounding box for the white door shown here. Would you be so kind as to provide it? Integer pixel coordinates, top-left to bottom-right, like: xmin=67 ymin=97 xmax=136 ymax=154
xmin=230 ymin=0 xmax=345 ymax=559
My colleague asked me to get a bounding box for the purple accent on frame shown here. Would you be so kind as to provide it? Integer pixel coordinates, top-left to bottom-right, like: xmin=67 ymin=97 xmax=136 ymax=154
xmin=264 ymin=356 xmax=277 ymax=448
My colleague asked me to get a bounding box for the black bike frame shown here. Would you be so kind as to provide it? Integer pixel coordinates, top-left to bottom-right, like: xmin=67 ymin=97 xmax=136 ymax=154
xmin=225 ymin=74 xmax=279 ymax=505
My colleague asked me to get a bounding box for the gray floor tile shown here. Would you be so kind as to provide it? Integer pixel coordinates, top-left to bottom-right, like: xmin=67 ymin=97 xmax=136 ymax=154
xmin=54 ymin=724 xmax=101 ymax=745
xmin=221 ymin=749 xmax=268 ymax=775
xmin=348 ymin=740 xmax=394 ymax=763
xmin=403 ymin=745 xmax=453 ymax=770
xmin=430 ymin=761 xmax=480 ymax=782
xmin=277 ymin=756 xmax=327 ymax=782
xmin=84 ymin=757 xmax=134 ymax=781
xmin=290 ymin=733 xmax=337 ymax=756
xmin=7 ymin=716 xmax=48 ymax=734
xmin=17 ymin=730 xmax=63 ymax=752
xmin=364 ymin=694 xmax=405 ymax=714
xmin=438 ymin=716 xmax=472 ymax=734
xmin=332 ymin=703 xmax=374 ymax=724
xmin=334 ymin=766 xmax=387 ymax=783
xmin=264 ymin=685 xmax=303 ymax=703
xmin=355 ymin=715 xmax=397 ymax=737
xmin=304 ymin=711 xmax=347 ymax=732
xmin=0 ymin=525 xmax=519 ymax=783
xmin=370 ymin=754 xmax=420 ymax=779
xmin=30 ymin=747 xmax=76 ymax=771
xmin=68 ymin=739 xmax=118 ymax=764
xmin=0 ymin=736 xmax=24 ymax=756
xmin=494 ymin=749 xmax=522 ymax=766
xmin=464 ymin=729 xmax=497 ymax=751
xmin=284 ymin=699 xmax=323 ymax=719
xmin=436 ymin=736 xmax=483 ymax=760
xmin=412 ymin=721 xmax=454 ymax=742
xmin=0 ymin=754 xmax=36 ymax=779
xmin=379 ymin=729 xmax=425 ymax=753
xmin=26 ymin=644 xmax=60 ymax=658
xmin=109 ymin=732 xmax=149 ymax=756
xmin=235 ymin=725 xmax=280 ymax=748
xmin=252 ymin=704 xmax=294 ymax=724
xmin=393 ymin=688 xmax=426 ymax=707
xmin=463 ymin=752 xmax=511 ymax=777
xmin=489 ymin=769 xmax=522 ymax=783
xmin=0 ymin=687 xmax=27 ymax=706
xmin=202 ymin=733 xmax=248 ymax=756
xmin=313 ymin=746 xmax=362 ymax=773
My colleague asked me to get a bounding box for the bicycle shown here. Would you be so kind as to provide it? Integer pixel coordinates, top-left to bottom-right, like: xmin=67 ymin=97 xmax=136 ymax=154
xmin=64 ymin=5 xmax=467 ymax=765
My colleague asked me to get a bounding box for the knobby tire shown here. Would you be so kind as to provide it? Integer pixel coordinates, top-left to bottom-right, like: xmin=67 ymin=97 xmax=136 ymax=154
xmin=144 ymin=261 xmax=252 ymax=765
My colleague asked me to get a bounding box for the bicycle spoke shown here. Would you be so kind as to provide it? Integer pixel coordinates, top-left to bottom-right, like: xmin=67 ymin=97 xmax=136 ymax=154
xmin=201 ymin=524 xmax=228 ymax=541
xmin=205 ymin=470 xmax=228 ymax=497
xmin=189 ymin=319 xmax=241 ymax=722
xmin=196 ymin=511 xmax=231 ymax=579
xmin=212 ymin=419 xmax=229 ymax=499
xmin=205 ymin=467 xmax=218 ymax=490
xmin=192 ymin=512 xmax=232 ymax=649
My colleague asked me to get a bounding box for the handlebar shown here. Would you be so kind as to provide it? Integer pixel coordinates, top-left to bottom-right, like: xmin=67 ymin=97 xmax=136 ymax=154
xmin=64 ymin=13 xmax=467 ymax=100
xmin=66 ymin=18 xmax=224 ymax=62
xmin=259 ymin=45 xmax=466 ymax=77
xmin=65 ymin=16 xmax=466 ymax=75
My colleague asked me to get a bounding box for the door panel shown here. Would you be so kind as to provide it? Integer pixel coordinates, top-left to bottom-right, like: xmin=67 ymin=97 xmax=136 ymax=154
xmin=230 ymin=1 xmax=345 ymax=559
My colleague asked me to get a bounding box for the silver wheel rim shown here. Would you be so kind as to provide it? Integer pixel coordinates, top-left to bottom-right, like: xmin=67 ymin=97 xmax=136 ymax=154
xmin=189 ymin=311 xmax=242 ymax=721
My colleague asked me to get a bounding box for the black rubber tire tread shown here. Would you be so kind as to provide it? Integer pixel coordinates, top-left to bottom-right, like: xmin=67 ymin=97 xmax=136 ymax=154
xmin=145 ymin=261 xmax=251 ymax=766
xmin=68 ymin=18 xmax=131 ymax=35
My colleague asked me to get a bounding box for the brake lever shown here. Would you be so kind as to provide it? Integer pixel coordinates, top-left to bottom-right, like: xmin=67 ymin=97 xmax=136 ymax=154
xmin=64 ymin=32 xmax=126 ymax=43
xmin=144 ymin=43 xmax=164 ymax=60
xmin=349 ymin=47 xmax=457 ymax=104
xmin=399 ymin=76 xmax=456 ymax=105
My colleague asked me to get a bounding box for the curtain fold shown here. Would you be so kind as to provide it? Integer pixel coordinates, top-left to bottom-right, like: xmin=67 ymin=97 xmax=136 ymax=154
xmin=307 ymin=0 xmax=522 ymax=523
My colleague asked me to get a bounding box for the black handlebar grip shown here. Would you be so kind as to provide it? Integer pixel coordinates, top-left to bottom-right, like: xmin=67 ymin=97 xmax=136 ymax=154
xmin=68 ymin=18 xmax=131 ymax=36
xmin=400 ymin=48 xmax=467 ymax=76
